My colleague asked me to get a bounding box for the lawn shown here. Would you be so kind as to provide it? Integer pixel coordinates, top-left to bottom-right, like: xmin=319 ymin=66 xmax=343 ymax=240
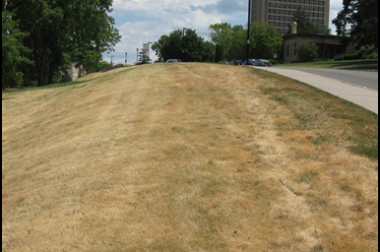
xmin=278 ymin=59 xmax=379 ymax=70
xmin=2 ymin=63 xmax=378 ymax=252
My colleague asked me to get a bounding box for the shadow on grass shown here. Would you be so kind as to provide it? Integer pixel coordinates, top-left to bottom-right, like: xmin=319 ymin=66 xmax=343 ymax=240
xmin=2 ymin=79 xmax=94 ymax=94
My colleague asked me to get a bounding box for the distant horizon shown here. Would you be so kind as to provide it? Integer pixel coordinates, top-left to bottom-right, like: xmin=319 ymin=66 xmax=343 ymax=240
xmin=104 ymin=0 xmax=344 ymax=64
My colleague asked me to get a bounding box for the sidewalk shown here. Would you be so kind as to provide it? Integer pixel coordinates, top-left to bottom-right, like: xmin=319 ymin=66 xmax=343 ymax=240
xmin=254 ymin=67 xmax=379 ymax=115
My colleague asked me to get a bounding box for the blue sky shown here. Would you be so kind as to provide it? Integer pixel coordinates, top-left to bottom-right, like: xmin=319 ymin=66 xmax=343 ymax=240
xmin=105 ymin=0 xmax=344 ymax=64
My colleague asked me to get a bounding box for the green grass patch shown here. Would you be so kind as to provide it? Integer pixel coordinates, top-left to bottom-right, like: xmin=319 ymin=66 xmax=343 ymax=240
xmin=278 ymin=59 xmax=378 ymax=70
xmin=252 ymin=68 xmax=379 ymax=161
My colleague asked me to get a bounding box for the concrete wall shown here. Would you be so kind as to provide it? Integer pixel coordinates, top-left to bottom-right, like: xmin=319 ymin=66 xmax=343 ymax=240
xmin=67 ymin=64 xmax=86 ymax=81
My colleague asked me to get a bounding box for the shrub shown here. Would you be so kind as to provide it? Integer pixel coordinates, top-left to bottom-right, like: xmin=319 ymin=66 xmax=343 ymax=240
xmin=269 ymin=59 xmax=280 ymax=65
xmin=360 ymin=45 xmax=377 ymax=59
xmin=366 ymin=53 xmax=378 ymax=60
xmin=344 ymin=52 xmax=362 ymax=60
xmin=297 ymin=42 xmax=318 ymax=62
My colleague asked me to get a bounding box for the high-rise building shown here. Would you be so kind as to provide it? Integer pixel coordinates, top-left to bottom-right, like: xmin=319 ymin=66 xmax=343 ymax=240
xmin=251 ymin=0 xmax=330 ymax=34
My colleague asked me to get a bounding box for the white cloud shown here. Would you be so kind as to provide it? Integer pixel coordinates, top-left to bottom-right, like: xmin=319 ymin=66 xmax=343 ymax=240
xmin=105 ymin=0 xmax=344 ymax=64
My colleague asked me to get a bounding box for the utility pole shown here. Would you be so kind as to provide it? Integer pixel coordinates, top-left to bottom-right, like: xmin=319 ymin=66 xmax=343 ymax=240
xmin=182 ymin=28 xmax=189 ymax=60
xmin=246 ymin=0 xmax=252 ymax=63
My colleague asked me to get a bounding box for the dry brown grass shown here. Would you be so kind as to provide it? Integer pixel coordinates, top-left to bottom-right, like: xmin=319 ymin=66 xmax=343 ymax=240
xmin=2 ymin=63 xmax=378 ymax=252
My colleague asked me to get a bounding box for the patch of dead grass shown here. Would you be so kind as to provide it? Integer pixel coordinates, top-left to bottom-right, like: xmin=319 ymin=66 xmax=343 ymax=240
xmin=2 ymin=63 xmax=378 ymax=252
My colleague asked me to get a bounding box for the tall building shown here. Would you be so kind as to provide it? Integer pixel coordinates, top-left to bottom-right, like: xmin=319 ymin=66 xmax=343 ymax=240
xmin=251 ymin=0 xmax=330 ymax=34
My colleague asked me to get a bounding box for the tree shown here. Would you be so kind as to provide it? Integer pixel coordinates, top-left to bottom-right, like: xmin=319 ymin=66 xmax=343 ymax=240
xmin=138 ymin=51 xmax=151 ymax=64
xmin=152 ymin=30 xmax=183 ymax=61
xmin=290 ymin=8 xmax=331 ymax=35
xmin=202 ymin=41 xmax=216 ymax=63
xmin=297 ymin=42 xmax=318 ymax=62
xmin=209 ymin=23 xmax=246 ymax=60
xmin=2 ymin=11 xmax=29 ymax=89
xmin=249 ymin=22 xmax=283 ymax=59
xmin=333 ymin=0 xmax=378 ymax=48
xmin=152 ymin=29 xmax=214 ymax=62
xmin=7 ymin=0 xmax=121 ymax=86
xmin=152 ymin=35 xmax=169 ymax=61
xmin=214 ymin=44 xmax=225 ymax=62
xmin=182 ymin=29 xmax=208 ymax=62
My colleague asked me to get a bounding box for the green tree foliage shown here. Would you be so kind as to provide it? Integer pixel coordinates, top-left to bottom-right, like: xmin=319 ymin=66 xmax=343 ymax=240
xmin=297 ymin=42 xmax=318 ymax=62
xmin=152 ymin=31 xmax=182 ymax=61
xmin=152 ymin=29 xmax=215 ymax=62
xmin=289 ymin=8 xmax=331 ymax=35
xmin=214 ymin=44 xmax=226 ymax=62
xmin=97 ymin=61 xmax=111 ymax=71
xmin=333 ymin=0 xmax=378 ymax=48
xmin=2 ymin=11 xmax=29 ymax=89
xmin=202 ymin=41 xmax=216 ymax=63
xmin=138 ymin=52 xmax=152 ymax=65
xmin=151 ymin=35 xmax=169 ymax=61
xmin=249 ymin=22 xmax=283 ymax=59
xmin=7 ymin=0 xmax=121 ymax=86
xmin=210 ymin=22 xmax=282 ymax=60
xmin=209 ymin=23 xmax=246 ymax=60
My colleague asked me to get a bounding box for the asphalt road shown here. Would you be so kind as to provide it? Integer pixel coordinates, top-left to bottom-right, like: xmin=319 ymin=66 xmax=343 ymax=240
xmin=276 ymin=67 xmax=379 ymax=91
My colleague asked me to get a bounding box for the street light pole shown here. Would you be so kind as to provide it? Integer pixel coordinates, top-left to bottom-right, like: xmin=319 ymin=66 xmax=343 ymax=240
xmin=182 ymin=28 xmax=189 ymax=60
xmin=247 ymin=0 xmax=252 ymax=63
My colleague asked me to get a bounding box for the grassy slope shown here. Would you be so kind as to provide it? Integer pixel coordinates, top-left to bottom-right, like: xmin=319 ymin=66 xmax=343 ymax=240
xmin=253 ymin=68 xmax=379 ymax=161
xmin=278 ymin=59 xmax=379 ymax=70
xmin=2 ymin=64 xmax=378 ymax=252
xmin=2 ymin=67 xmax=135 ymax=94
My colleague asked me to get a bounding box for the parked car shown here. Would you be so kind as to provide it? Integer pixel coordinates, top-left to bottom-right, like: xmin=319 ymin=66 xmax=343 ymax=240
xmin=166 ymin=59 xmax=181 ymax=63
xmin=254 ymin=59 xmax=272 ymax=67
xmin=244 ymin=59 xmax=256 ymax=66
xmin=229 ymin=60 xmax=243 ymax=66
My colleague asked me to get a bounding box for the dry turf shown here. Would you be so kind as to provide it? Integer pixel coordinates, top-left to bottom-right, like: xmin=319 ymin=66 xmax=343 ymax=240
xmin=2 ymin=63 xmax=378 ymax=252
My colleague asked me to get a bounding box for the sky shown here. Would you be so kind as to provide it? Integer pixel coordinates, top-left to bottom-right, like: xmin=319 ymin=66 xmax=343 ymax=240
xmin=105 ymin=0 xmax=344 ymax=64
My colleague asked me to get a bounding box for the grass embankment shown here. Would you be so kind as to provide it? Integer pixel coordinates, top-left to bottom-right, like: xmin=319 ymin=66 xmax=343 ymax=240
xmin=279 ymin=59 xmax=378 ymax=70
xmin=2 ymin=63 xmax=378 ymax=252
xmin=253 ymin=68 xmax=379 ymax=161
xmin=2 ymin=67 xmax=134 ymax=94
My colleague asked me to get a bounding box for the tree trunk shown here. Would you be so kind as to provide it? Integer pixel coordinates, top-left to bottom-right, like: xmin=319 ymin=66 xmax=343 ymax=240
xmin=35 ymin=49 xmax=48 ymax=87
xmin=48 ymin=61 xmax=56 ymax=85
